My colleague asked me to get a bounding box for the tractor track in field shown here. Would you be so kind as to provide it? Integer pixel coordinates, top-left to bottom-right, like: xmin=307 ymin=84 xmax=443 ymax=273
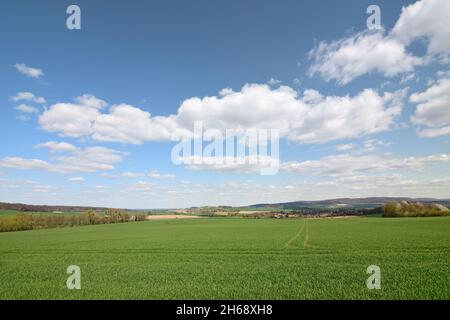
xmin=283 ymin=219 xmax=315 ymax=249
xmin=303 ymin=220 xmax=310 ymax=248
xmin=283 ymin=219 xmax=306 ymax=249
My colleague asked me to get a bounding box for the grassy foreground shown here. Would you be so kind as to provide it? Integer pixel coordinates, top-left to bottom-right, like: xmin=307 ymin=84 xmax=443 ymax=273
xmin=0 ymin=217 xmax=449 ymax=299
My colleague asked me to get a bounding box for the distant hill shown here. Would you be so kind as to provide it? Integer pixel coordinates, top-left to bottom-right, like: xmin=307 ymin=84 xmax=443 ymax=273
xmin=248 ymin=197 xmax=450 ymax=209
xmin=2 ymin=197 xmax=450 ymax=213
xmin=0 ymin=202 xmax=112 ymax=212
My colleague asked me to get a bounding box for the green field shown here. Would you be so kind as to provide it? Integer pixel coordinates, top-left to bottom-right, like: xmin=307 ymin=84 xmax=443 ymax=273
xmin=0 ymin=210 xmax=18 ymax=218
xmin=0 ymin=210 xmax=83 ymax=219
xmin=0 ymin=217 xmax=449 ymax=299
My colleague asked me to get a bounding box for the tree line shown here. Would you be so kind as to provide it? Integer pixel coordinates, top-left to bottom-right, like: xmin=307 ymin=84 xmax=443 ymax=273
xmin=0 ymin=209 xmax=146 ymax=232
xmin=0 ymin=201 xmax=108 ymax=212
xmin=383 ymin=201 xmax=450 ymax=217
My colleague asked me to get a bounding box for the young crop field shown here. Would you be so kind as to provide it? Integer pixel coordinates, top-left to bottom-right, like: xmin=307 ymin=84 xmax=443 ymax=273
xmin=0 ymin=217 xmax=449 ymax=299
xmin=0 ymin=210 xmax=18 ymax=218
xmin=0 ymin=209 xmax=84 ymax=219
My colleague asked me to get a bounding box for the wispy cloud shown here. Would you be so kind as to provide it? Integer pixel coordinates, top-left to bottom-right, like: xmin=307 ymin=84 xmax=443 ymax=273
xmin=11 ymin=92 xmax=46 ymax=104
xmin=14 ymin=63 xmax=44 ymax=79
xmin=148 ymin=170 xmax=176 ymax=179
xmin=282 ymin=153 xmax=450 ymax=177
xmin=0 ymin=146 xmax=125 ymax=174
xmin=14 ymin=104 xmax=39 ymax=114
xmin=35 ymin=141 xmax=79 ymax=153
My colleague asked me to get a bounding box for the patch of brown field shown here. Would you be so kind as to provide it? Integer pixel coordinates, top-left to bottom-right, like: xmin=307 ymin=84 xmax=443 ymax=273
xmin=324 ymin=215 xmax=359 ymax=219
xmin=145 ymin=215 xmax=204 ymax=220
xmin=212 ymin=212 xmax=229 ymax=216
xmin=238 ymin=211 xmax=268 ymax=214
xmin=169 ymin=209 xmax=189 ymax=214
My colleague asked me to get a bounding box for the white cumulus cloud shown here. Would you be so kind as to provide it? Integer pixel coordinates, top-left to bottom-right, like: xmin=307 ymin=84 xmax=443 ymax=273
xmin=38 ymin=85 xmax=405 ymax=145
xmin=411 ymin=77 xmax=450 ymax=137
xmin=38 ymin=85 xmax=404 ymax=145
xmin=392 ymin=0 xmax=450 ymax=56
xmin=39 ymin=103 xmax=100 ymax=137
xmin=308 ymin=30 xmax=422 ymax=85
xmin=308 ymin=0 xmax=450 ymax=84
xmin=93 ymin=104 xmax=178 ymax=144
xmin=75 ymin=94 xmax=108 ymax=109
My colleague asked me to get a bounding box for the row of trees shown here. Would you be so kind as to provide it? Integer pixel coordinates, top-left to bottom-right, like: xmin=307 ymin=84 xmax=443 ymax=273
xmin=383 ymin=201 xmax=450 ymax=217
xmin=0 ymin=209 xmax=146 ymax=232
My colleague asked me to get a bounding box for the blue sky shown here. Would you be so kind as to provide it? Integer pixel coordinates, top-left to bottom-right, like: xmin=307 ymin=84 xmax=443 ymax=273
xmin=1 ymin=0 xmax=450 ymax=208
